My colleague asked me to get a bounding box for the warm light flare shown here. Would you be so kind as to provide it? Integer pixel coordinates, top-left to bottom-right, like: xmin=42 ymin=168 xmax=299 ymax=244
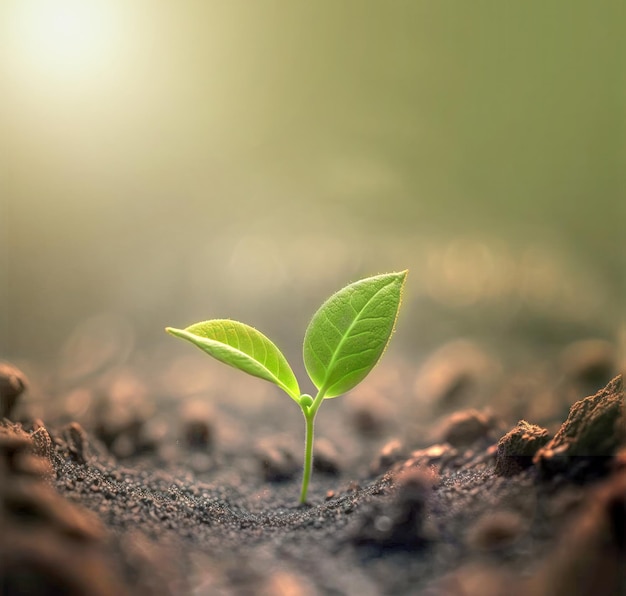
xmin=7 ymin=0 xmax=120 ymax=82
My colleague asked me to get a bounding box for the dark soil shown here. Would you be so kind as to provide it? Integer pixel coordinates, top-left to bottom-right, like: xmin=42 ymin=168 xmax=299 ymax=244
xmin=1 ymin=347 xmax=624 ymax=595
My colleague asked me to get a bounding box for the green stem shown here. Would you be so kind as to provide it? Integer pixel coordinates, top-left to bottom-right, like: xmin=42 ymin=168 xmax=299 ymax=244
xmin=299 ymin=409 xmax=315 ymax=504
xmin=299 ymin=388 xmax=326 ymax=504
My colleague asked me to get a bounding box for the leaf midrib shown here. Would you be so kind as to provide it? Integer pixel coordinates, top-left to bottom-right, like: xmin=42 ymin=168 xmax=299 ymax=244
xmin=173 ymin=326 xmax=297 ymax=400
xmin=203 ymin=334 xmax=294 ymax=397
xmin=214 ymin=321 xmax=278 ymax=377
xmin=317 ymin=279 xmax=395 ymax=395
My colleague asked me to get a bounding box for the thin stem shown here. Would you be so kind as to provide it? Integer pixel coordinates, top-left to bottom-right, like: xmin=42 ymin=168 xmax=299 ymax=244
xmin=299 ymin=409 xmax=315 ymax=504
xmin=299 ymin=388 xmax=326 ymax=504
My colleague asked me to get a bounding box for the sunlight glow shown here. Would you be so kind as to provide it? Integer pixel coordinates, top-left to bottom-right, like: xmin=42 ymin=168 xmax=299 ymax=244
xmin=7 ymin=0 xmax=120 ymax=83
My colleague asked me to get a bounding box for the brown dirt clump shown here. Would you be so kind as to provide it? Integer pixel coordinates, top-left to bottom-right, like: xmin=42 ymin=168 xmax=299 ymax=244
xmin=534 ymin=375 xmax=624 ymax=479
xmin=494 ymin=420 xmax=550 ymax=476
xmin=1 ymin=361 xmax=624 ymax=595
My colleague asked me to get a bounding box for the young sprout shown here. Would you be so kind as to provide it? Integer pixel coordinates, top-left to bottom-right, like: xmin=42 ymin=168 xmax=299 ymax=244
xmin=166 ymin=271 xmax=407 ymax=504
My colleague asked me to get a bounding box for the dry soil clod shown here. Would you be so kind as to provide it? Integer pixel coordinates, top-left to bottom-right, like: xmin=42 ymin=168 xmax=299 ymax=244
xmin=0 ymin=362 xmax=28 ymax=419
xmin=434 ymin=408 xmax=501 ymax=449
xmin=494 ymin=420 xmax=550 ymax=477
xmin=534 ymin=374 xmax=624 ymax=480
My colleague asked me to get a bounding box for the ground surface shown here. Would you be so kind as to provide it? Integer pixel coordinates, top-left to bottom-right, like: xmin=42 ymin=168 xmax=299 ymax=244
xmin=0 ymin=342 xmax=624 ymax=595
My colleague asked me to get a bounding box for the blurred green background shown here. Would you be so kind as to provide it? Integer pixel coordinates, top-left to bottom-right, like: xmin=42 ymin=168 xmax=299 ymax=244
xmin=1 ymin=1 xmax=623 ymax=368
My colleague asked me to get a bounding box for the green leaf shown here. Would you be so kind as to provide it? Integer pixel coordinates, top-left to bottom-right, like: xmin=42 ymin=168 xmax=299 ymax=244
xmin=303 ymin=271 xmax=407 ymax=399
xmin=166 ymin=320 xmax=300 ymax=401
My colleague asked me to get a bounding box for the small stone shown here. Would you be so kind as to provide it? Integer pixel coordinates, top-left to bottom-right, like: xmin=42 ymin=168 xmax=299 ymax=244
xmin=0 ymin=362 xmax=28 ymax=419
xmin=494 ymin=420 xmax=550 ymax=477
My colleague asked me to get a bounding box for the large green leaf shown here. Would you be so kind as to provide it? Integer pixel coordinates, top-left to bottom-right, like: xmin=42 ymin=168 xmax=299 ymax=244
xmin=303 ymin=271 xmax=407 ymax=398
xmin=166 ymin=320 xmax=300 ymax=401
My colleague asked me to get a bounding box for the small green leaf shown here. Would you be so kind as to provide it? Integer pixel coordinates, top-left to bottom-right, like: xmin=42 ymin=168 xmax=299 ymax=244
xmin=166 ymin=320 xmax=300 ymax=401
xmin=303 ymin=271 xmax=407 ymax=398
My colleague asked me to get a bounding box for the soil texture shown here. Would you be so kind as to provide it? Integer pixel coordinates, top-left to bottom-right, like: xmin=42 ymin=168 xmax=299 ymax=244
xmin=0 ymin=347 xmax=624 ymax=595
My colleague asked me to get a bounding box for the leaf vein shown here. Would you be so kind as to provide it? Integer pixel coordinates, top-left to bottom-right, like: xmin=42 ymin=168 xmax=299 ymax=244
xmin=319 ymin=279 xmax=396 ymax=393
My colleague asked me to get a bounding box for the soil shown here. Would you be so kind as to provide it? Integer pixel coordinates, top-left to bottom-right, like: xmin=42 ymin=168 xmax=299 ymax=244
xmin=0 ymin=347 xmax=624 ymax=596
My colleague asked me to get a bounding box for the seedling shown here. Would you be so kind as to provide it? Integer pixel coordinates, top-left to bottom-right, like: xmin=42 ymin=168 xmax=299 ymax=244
xmin=166 ymin=271 xmax=407 ymax=503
